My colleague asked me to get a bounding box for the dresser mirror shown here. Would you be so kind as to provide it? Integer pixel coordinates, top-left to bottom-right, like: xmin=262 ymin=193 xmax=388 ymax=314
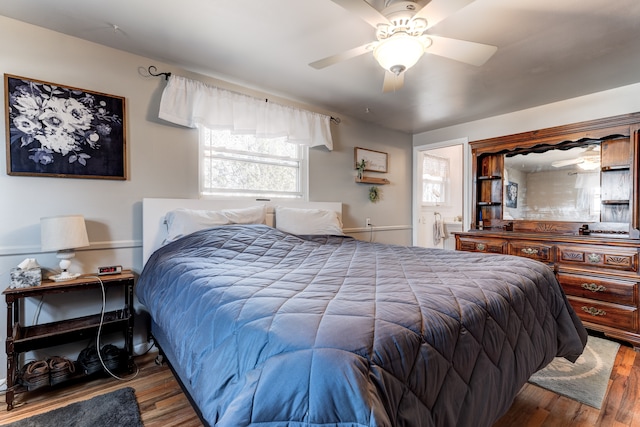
xmin=470 ymin=113 xmax=637 ymax=236
xmin=502 ymin=142 xmax=601 ymax=223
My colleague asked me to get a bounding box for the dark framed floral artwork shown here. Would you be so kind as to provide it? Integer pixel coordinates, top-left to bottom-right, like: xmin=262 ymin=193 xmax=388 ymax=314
xmin=4 ymin=74 xmax=126 ymax=179
xmin=505 ymin=181 xmax=518 ymax=208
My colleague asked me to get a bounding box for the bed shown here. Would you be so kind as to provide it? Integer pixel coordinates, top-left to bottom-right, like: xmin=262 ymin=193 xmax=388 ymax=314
xmin=136 ymin=198 xmax=587 ymax=427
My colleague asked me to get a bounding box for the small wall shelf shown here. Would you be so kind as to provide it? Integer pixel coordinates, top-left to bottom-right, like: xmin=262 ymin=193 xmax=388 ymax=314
xmin=356 ymin=177 xmax=389 ymax=185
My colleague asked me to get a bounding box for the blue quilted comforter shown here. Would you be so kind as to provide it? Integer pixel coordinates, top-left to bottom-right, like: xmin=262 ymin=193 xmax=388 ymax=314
xmin=136 ymin=225 xmax=587 ymax=427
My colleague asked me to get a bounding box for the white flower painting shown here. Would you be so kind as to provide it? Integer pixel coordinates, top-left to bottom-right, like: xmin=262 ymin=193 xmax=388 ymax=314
xmin=6 ymin=75 xmax=126 ymax=179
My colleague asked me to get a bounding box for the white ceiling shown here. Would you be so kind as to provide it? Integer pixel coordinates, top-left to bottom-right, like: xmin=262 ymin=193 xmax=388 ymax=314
xmin=2 ymin=0 xmax=640 ymax=134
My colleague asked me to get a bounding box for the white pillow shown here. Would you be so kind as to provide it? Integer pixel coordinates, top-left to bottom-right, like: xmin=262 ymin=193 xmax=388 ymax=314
xmin=220 ymin=205 xmax=266 ymax=225
xmin=164 ymin=205 xmax=266 ymax=243
xmin=275 ymin=206 xmax=343 ymax=235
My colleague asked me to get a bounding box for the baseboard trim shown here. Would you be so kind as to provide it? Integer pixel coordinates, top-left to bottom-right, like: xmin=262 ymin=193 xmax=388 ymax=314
xmin=0 ymin=240 xmax=142 ymax=257
xmin=343 ymin=225 xmax=411 ymax=233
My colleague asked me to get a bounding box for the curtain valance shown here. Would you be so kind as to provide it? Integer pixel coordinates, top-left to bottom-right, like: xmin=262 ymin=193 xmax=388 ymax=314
xmin=159 ymin=75 xmax=333 ymax=150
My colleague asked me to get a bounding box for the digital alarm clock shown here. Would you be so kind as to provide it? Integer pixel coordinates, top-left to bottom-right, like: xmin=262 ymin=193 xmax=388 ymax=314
xmin=98 ymin=265 xmax=122 ymax=275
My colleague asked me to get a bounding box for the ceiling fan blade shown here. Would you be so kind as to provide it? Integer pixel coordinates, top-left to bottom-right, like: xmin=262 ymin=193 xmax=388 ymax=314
xmin=552 ymin=158 xmax=582 ymax=168
xmin=413 ymin=0 xmax=475 ymax=30
xmin=329 ymin=0 xmax=389 ymax=28
xmin=309 ymin=43 xmax=373 ymax=69
xmin=382 ymin=70 xmax=404 ymax=93
xmin=425 ymin=35 xmax=497 ymax=66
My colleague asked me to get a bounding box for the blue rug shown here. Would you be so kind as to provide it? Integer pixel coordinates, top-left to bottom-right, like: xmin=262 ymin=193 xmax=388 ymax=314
xmin=1 ymin=387 xmax=142 ymax=427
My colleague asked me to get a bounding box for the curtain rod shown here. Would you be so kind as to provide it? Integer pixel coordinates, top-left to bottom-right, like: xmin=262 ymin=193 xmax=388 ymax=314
xmin=147 ymin=65 xmax=340 ymax=124
xmin=148 ymin=65 xmax=171 ymax=81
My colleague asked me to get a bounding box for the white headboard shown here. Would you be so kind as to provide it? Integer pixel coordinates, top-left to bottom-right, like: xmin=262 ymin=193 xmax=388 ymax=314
xmin=142 ymin=198 xmax=342 ymax=265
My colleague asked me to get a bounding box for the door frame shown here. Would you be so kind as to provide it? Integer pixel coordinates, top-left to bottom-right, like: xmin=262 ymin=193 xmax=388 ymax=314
xmin=412 ymin=137 xmax=471 ymax=246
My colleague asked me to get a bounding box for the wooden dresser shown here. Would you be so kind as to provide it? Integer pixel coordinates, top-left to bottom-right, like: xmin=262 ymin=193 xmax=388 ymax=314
xmin=455 ymin=112 xmax=640 ymax=349
xmin=456 ymin=231 xmax=640 ymax=348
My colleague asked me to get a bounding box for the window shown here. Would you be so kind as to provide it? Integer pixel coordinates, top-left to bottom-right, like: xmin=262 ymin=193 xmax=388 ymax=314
xmin=199 ymin=127 xmax=307 ymax=199
xmin=422 ymin=154 xmax=449 ymax=205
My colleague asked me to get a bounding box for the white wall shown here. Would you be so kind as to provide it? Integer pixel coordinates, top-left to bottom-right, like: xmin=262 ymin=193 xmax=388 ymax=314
xmin=320 ymin=116 xmax=413 ymax=244
xmin=413 ymin=83 xmax=640 ymax=146
xmin=0 ymin=15 xmax=413 ymax=379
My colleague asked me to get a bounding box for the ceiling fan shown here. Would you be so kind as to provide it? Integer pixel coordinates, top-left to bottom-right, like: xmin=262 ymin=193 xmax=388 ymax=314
xmin=310 ymin=0 xmax=498 ymax=92
xmin=551 ymin=146 xmax=601 ymax=170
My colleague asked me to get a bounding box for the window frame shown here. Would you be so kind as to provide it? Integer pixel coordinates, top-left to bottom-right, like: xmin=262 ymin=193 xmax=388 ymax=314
xmin=421 ymin=153 xmax=450 ymax=206
xmin=198 ymin=127 xmax=309 ymax=200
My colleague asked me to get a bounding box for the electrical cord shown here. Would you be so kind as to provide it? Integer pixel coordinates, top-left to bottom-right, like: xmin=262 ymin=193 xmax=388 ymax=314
xmin=85 ymin=275 xmax=139 ymax=381
xmin=32 ymin=296 xmax=45 ymax=326
xmin=138 ymin=337 xmax=156 ymax=356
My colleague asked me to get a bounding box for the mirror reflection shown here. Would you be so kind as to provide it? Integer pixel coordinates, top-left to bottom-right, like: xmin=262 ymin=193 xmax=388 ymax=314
xmin=502 ymin=144 xmax=601 ymax=222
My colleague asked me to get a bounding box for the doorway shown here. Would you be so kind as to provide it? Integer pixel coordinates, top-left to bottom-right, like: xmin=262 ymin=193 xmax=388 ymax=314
xmin=412 ymin=138 xmax=470 ymax=249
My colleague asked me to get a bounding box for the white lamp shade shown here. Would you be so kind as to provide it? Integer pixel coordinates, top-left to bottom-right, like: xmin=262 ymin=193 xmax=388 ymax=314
xmin=41 ymin=215 xmax=90 ymax=252
xmin=374 ymin=34 xmax=425 ymax=74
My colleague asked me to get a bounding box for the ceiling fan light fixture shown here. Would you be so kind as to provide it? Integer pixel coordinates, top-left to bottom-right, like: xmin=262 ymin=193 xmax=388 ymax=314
xmin=578 ymin=159 xmax=600 ymax=170
xmin=373 ymin=34 xmax=425 ymax=75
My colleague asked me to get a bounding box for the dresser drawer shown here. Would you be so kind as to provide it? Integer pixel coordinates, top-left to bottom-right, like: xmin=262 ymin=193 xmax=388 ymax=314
xmin=508 ymin=241 xmax=553 ymax=262
xmin=557 ymin=273 xmax=637 ymax=306
xmin=557 ymin=245 xmax=638 ymax=273
xmin=568 ymin=296 xmax=637 ymax=332
xmin=457 ymin=236 xmax=507 ymax=254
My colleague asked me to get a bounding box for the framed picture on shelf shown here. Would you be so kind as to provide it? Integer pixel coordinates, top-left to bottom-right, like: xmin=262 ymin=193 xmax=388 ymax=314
xmin=505 ymin=182 xmax=518 ymax=208
xmin=354 ymin=147 xmax=388 ymax=173
xmin=5 ymin=74 xmax=127 ymax=180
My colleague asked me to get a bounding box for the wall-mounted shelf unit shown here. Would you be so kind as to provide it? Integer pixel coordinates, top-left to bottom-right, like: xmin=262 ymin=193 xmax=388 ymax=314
xmin=475 ymin=155 xmax=503 ymax=225
xmin=600 ymin=137 xmax=632 ymax=223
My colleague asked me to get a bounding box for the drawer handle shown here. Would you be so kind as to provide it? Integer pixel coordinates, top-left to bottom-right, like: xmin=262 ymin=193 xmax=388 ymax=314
xmin=588 ymin=253 xmax=602 ymax=263
xmin=581 ymin=306 xmax=607 ymax=316
xmin=476 ymin=243 xmax=485 ymax=251
xmin=581 ymin=283 xmax=607 ymax=293
xmin=521 ymin=248 xmax=539 ymax=255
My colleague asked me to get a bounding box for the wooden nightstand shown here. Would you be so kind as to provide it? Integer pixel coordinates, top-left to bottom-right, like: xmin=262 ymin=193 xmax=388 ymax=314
xmin=3 ymin=271 xmax=134 ymax=410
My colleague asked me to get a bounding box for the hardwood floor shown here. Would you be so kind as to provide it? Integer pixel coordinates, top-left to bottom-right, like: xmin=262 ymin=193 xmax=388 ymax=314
xmin=494 ymin=343 xmax=640 ymax=427
xmin=0 ymin=344 xmax=638 ymax=427
xmin=0 ymin=352 xmax=202 ymax=427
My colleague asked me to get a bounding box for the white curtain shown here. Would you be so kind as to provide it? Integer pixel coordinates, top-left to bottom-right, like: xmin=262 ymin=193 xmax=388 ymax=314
xmin=159 ymin=75 xmax=333 ymax=150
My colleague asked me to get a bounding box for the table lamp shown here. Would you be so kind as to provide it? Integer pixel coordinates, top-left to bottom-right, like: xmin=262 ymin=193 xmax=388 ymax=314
xmin=41 ymin=215 xmax=90 ymax=281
